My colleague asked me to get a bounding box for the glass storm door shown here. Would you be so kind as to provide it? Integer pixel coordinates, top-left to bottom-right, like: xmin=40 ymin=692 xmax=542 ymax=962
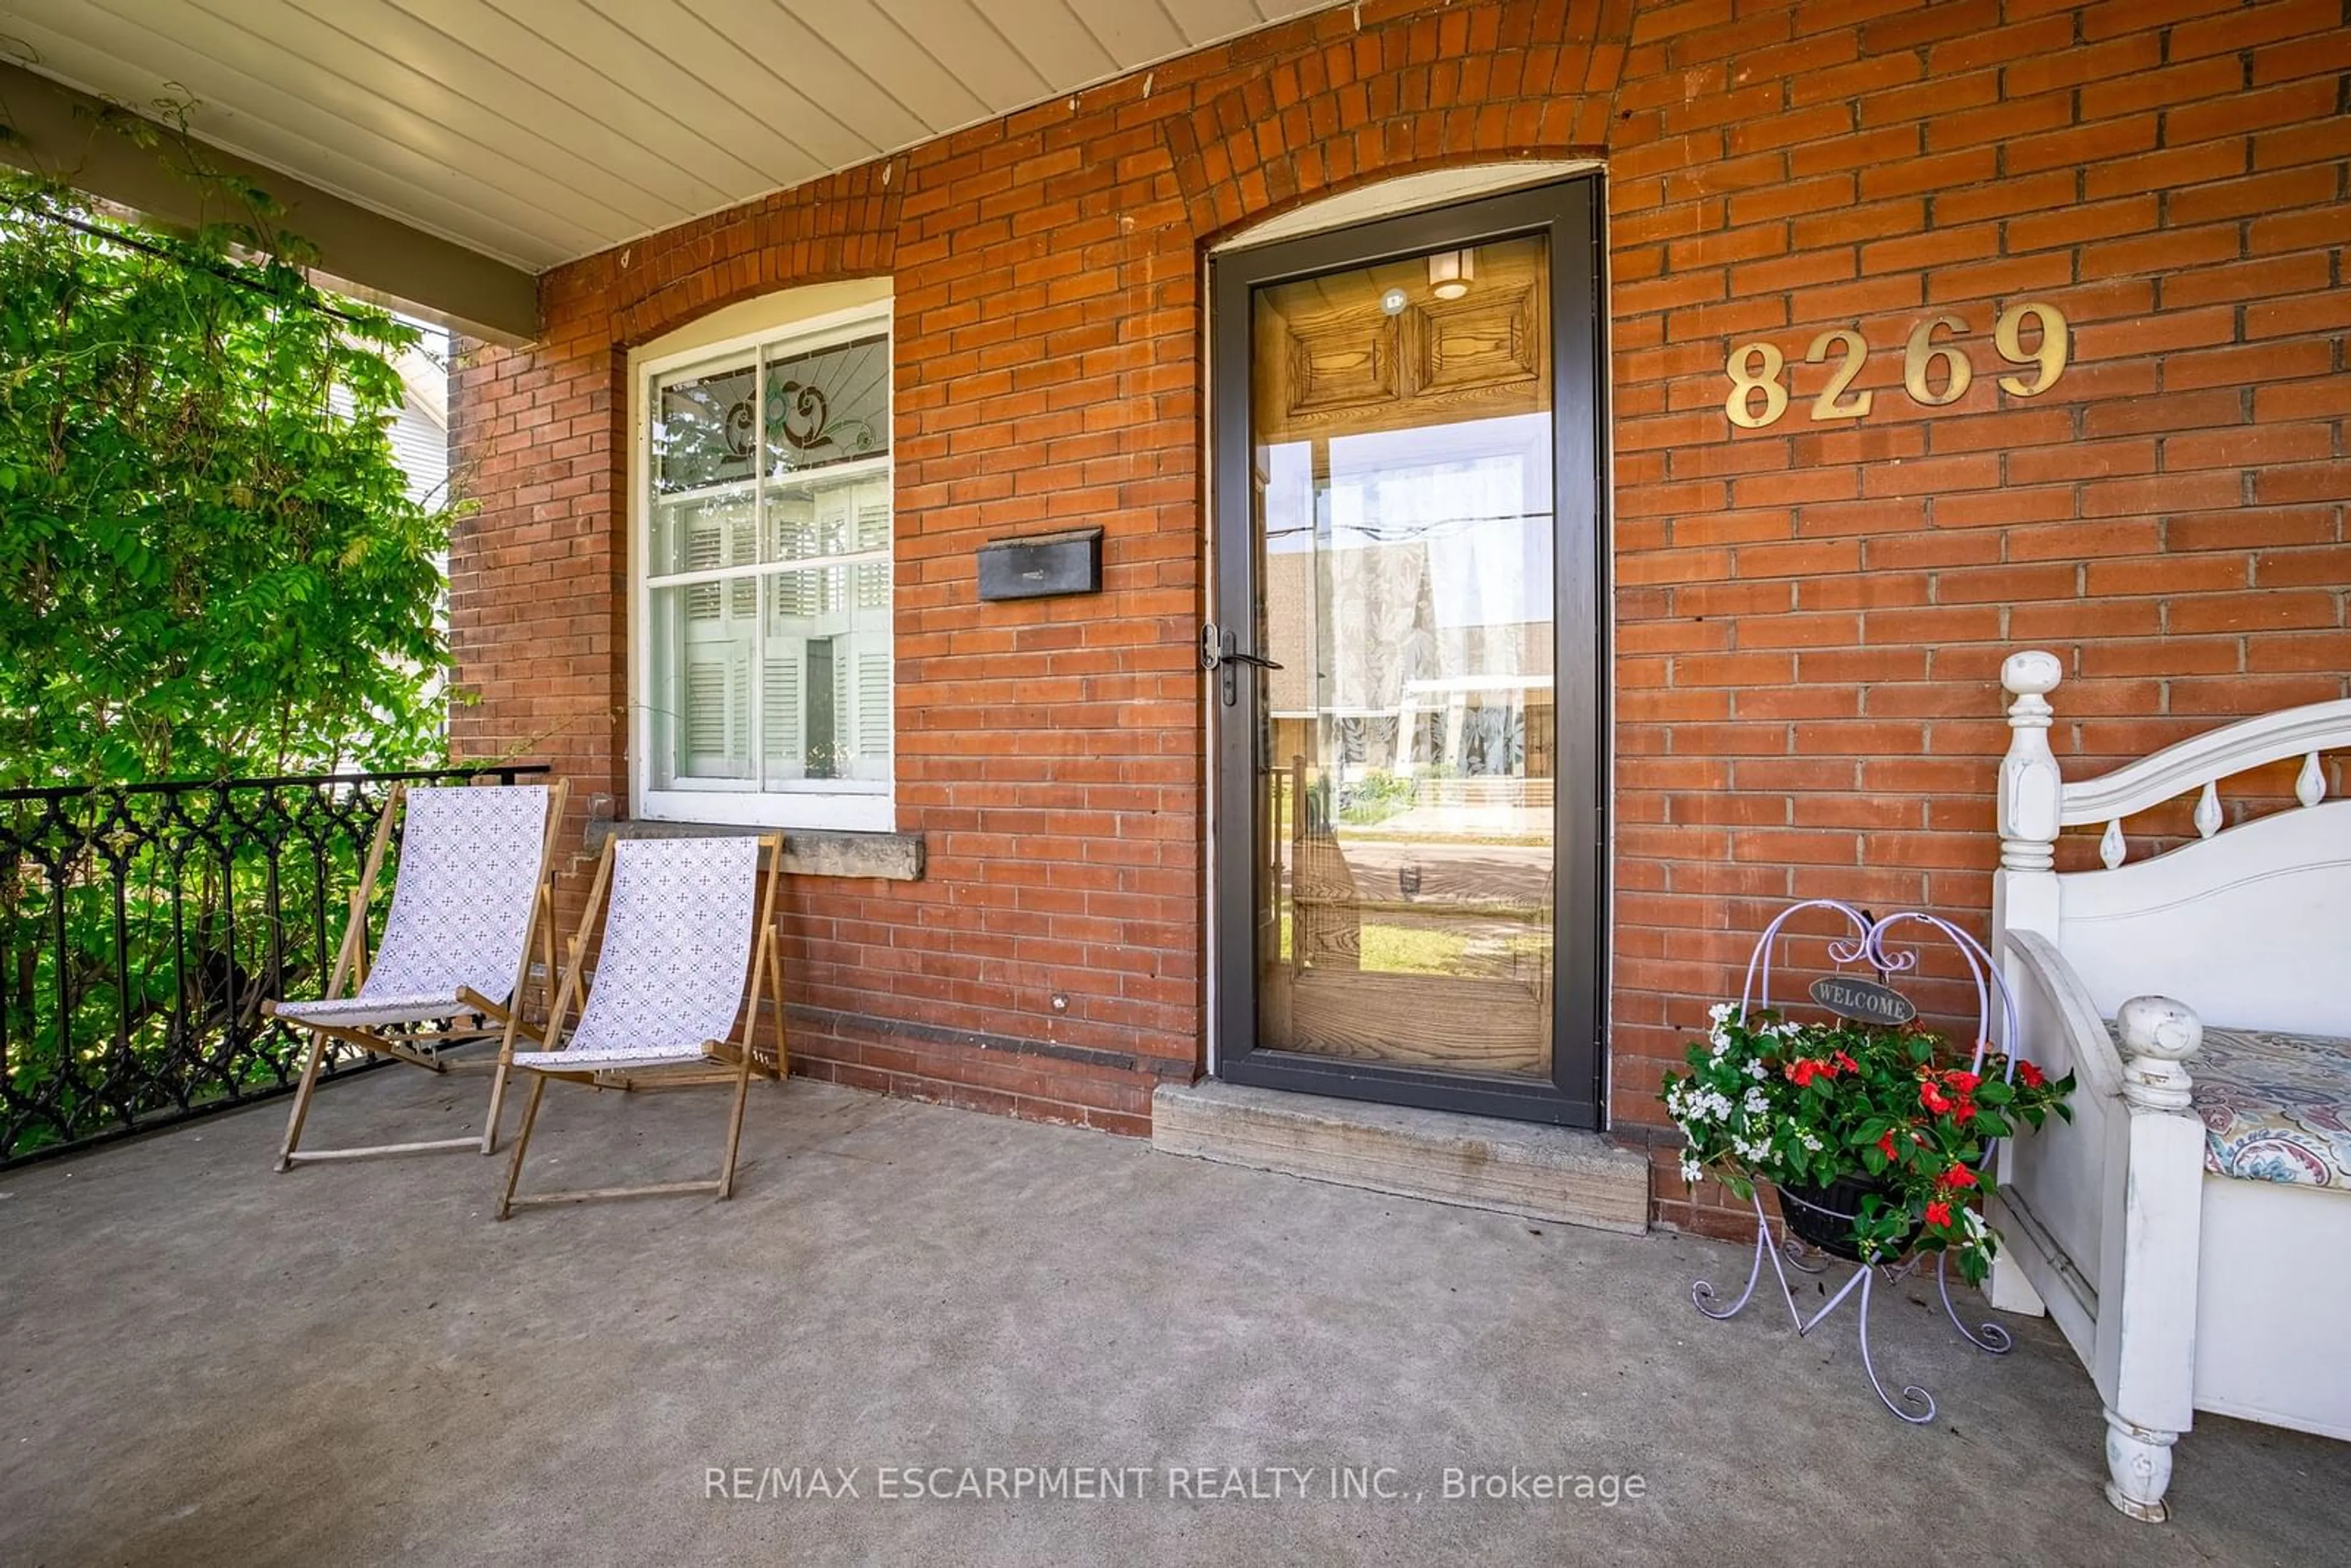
xmin=1209 ymin=178 xmax=1606 ymax=1127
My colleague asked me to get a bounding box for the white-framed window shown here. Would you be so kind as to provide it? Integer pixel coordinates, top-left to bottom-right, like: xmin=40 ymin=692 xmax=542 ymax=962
xmin=631 ymin=290 xmax=894 ymax=831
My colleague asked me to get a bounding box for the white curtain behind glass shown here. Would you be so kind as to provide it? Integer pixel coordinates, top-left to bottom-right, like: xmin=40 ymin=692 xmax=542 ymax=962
xmin=1321 ymin=413 xmax=1553 ymax=717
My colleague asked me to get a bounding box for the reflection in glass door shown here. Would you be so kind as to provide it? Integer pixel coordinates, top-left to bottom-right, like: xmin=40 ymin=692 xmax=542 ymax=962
xmin=1210 ymin=179 xmax=1604 ymax=1127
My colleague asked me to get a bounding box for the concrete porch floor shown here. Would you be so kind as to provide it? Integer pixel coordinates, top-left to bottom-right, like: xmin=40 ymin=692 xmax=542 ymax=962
xmin=1 ymin=1066 xmax=2342 ymax=1566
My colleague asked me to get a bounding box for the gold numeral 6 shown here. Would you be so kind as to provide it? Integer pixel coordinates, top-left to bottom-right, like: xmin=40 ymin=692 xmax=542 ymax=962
xmin=1902 ymin=313 xmax=1972 ymax=407
xmin=1995 ymin=301 xmax=2069 ymax=396
xmin=1724 ymin=340 xmax=1787 ymax=429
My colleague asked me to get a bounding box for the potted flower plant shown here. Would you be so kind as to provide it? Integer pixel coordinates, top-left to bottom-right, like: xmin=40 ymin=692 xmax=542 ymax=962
xmin=1663 ymin=1003 xmax=2075 ymax=1283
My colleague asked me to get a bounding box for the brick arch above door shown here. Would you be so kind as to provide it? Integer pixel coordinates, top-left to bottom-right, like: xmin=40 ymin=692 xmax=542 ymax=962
xmin=1165 ymin=0 xmax=1632 ymax=242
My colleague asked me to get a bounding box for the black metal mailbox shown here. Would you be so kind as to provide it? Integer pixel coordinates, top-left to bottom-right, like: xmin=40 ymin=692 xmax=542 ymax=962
xmin=977 ymin=527 xmax=1104 ymax=601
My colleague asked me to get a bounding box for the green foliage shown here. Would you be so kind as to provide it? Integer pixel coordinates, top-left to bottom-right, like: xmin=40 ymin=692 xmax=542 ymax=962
xmin=1663 ymin=1006 xmax=2076 ymax=1283
xmin=0 ymin=173 xmax=451 ymax=786
xmin=0 ymin=146 xmax=457 ymax=1159
xmin=1337 ymin=767 xmax=1418 ymax=826
xmin=1357 ymin=921 xmax=1469 ymax=974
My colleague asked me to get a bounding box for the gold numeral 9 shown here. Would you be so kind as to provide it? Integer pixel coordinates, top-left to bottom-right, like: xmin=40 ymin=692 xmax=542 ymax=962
xmin=1902 ymin=313 xmax=1972 ymax=407
xmin=1994 ymin=301 xmax=2069 ymax=396
xmin=1724 ymin=341 xmax=1787 ymax=429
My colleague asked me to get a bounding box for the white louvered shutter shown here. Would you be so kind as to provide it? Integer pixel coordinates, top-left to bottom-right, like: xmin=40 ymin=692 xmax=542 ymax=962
xmin=762 ymin=648 xmax=803 ymax=776
xmin=857 ymin=651 xmax=891 ymax=765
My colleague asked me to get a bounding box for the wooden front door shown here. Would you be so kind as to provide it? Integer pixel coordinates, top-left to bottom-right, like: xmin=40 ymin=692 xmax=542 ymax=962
xmin=1208 ymin=176 xmax=1608 ymax=1127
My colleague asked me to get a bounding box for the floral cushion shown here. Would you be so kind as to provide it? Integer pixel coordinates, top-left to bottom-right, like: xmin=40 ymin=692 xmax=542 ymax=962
xmin=2112 ymin=1022 xmax=2351 ymax=1192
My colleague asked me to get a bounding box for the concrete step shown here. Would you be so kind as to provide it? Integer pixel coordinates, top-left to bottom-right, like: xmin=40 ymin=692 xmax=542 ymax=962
xmin=1150 ymin=1079 xmax=1648 ymax=1234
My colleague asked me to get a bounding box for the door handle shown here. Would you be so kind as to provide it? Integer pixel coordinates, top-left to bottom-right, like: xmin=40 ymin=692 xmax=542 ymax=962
xmin=1200 ymin=623 xmax=1283 ymax=672
xmin=1202 ymin=623 xmax=1281 ymax=708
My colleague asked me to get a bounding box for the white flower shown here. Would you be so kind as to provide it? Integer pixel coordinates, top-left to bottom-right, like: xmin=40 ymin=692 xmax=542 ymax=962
xmin=1746 ymin=1059 xmax=1768 ymax=1081
xmin=1744 ymin=1087 xmax=1769 ymax=1115
xmin=1678 ymin=1152 xmax=1703 ymax=1185
xmin=1708 ymin=1002 xmax=1737 ymax=1025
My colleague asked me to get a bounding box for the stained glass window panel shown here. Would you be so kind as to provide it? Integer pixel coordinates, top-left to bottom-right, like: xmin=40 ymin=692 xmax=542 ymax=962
xmin=765 ymin=332 xmax=889 ymax=477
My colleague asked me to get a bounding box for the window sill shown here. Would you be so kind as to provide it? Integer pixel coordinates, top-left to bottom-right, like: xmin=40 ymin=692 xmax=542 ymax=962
xmin=584 ymin=817 xmax=924 ymax=882
xmin=636 ymin=787 xmax=894 ymax=834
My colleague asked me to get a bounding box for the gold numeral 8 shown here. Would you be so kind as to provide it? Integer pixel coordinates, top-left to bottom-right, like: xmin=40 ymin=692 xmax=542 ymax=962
xmin=1995 ymin=301 xmax=2069 ymax=396
xmin=1724 ymin=341 xmax=1787 ymax=429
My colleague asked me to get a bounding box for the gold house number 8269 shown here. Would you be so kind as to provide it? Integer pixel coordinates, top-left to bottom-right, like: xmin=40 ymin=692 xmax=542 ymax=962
xmin=1723 ymin=302 xmax=2069 ymax=429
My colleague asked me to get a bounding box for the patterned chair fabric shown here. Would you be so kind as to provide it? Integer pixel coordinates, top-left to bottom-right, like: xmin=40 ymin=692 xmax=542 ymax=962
xmin=513 ymin=836 xmax=762 ymax=1071
xmin=274 ymin=784 xmax=550 ymax=1027
xmin=2111 ymin=1021 xmax=2351 ymax=1193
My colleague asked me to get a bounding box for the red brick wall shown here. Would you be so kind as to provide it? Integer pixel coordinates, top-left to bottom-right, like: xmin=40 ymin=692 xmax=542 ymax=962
xmin=1603 ymin=0 xmax=2350 ymax=1232
xmin=448 ymin=0 xmax=2350 ymax=1221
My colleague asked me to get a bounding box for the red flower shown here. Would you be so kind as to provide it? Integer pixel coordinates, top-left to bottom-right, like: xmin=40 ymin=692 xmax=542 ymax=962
xmin=2016 ymin=1060 xmax=2045 ymax=1088
xmin=1919 ymin=1079 xmax=1952 ymax=1114
xmin=1832 ymin=1051 xmax=1858 ymax=1075
xmin=1924 ymin=1201 xmax=1952 ymax=1228
xmin=1945 ymin=1070 xmax=1980 ymax=1095
xmin=1878 ymin=1131 xmax=1899 ymax=1160
xmin=1944 ymin=1162 xmax=1979 ymax=1190
xmin=1786 ymin=1059 xmax=1818 ymax=1087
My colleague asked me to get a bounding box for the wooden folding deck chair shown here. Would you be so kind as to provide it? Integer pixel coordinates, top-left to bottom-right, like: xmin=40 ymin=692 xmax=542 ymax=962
xmin=497 ymin=833 xmax=787 ymax=1217
xmin=265 ymin=778 xmax=568 ymax=1169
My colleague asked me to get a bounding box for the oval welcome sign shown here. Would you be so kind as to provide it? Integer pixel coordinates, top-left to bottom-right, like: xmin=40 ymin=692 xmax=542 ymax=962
xmin=1809 ymin=973 xmax=1918 ymax=1027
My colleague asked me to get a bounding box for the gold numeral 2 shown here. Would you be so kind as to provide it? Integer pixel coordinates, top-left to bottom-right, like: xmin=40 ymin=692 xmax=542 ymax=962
xmin=1804 ymin=329 xmax=1872 ymax=421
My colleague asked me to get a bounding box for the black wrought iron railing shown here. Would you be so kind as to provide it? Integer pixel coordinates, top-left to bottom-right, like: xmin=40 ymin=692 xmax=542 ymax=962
xmin=0 ymin=764 xmax=549 ymax=1166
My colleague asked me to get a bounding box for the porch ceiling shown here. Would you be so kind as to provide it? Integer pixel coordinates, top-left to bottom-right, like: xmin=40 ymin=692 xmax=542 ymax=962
xmin=0 ymin=0 xmax=1331 ymax=275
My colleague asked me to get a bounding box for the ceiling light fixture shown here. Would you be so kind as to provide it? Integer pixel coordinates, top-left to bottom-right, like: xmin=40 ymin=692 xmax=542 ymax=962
xmin=1427 ymin=248 xmax=1475 ymax=300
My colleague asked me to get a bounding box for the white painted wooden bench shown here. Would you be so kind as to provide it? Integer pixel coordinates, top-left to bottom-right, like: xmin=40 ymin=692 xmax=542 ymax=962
xmin=1988 ymin=650 xmax=2351 ymax=1522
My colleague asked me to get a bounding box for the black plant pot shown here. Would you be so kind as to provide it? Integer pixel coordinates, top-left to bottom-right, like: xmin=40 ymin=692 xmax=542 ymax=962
xmin=1775 ymin=1173 xmax=1922 ymax=1263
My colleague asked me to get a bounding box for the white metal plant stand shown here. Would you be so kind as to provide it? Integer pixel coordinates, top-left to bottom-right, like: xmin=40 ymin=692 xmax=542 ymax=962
xmin=1690 ymin=899 xmax=2023 ymax=1424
